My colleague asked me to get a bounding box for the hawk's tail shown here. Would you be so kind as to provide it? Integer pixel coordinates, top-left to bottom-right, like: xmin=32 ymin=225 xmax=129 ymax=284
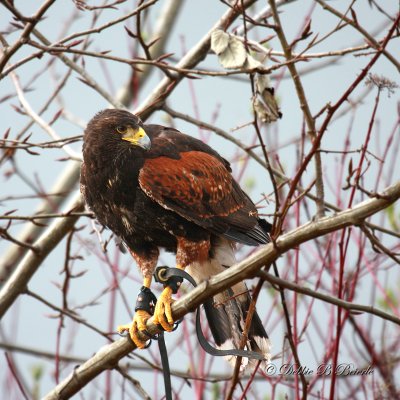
xmin=203 ymin=284 xmax=271 ymax=371
xmin=186 ymin=238 xmax=271 ymax=372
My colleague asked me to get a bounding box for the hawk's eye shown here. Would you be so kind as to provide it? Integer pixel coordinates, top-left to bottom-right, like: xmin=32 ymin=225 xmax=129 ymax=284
xmin=116 ymin=125 xmax=127 ymax=134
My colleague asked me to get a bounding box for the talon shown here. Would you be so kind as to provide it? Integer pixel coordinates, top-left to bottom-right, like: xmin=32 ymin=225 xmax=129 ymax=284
xmin=153 ymin=286 xmax=174 ymax=331
xmin=117 ymin=323 xmax=130 ymax=336
xmin=117 ymin=309 xmax=151 ymax=349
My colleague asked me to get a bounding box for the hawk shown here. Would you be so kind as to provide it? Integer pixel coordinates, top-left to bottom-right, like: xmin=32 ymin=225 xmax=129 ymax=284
xmin=80 ymin=109 xmax=271 ymax=369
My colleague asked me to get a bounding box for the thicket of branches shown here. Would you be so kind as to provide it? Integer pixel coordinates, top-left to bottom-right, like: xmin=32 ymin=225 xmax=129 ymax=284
xmin=0 ymin=1 xmax=399 ymax=399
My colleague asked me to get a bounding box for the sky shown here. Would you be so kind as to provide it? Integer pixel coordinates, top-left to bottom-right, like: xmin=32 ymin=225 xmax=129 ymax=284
xmin=1 ymin=1 xmax=399 ymax=399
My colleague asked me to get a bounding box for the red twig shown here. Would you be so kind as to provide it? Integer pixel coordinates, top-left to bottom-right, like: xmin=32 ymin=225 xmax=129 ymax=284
xmin=4 ymin=352 xmax=29 ymax=400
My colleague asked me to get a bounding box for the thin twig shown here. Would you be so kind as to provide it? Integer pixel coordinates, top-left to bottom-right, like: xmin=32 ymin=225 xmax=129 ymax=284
xmin=268 ymin=0 xmax=326 ymax=219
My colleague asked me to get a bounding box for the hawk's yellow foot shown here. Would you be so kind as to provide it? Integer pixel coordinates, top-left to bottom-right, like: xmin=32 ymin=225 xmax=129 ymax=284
xmin=118 ymin=284 xmax=157 ymax=348
xmin=117 ymin=310 xmax=151 ymax=349
xmin=153 ymin=286 xmax=175 ymax=332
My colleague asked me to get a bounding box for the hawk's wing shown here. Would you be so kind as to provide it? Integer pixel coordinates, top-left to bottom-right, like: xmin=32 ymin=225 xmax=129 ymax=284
xmin=138 ymin=137 xmax=269 ymax=245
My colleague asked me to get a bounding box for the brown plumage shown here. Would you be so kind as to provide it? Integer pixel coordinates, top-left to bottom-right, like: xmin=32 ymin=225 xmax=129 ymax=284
xmin=81 ymin=109 xmax=271 ymax=369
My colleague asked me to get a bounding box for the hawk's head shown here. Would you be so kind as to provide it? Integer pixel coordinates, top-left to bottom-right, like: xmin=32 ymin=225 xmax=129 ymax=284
xmin=83 ymin=109 xmax=151 ymax=153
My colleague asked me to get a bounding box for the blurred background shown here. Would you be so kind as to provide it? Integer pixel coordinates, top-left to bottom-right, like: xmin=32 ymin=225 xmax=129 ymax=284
xmin=0 ymin=1 xmax=399 ymax=398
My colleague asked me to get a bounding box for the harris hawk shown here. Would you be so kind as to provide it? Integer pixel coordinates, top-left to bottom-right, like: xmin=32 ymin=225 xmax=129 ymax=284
xmin=80 ymin=109 xmax=271 ymax=369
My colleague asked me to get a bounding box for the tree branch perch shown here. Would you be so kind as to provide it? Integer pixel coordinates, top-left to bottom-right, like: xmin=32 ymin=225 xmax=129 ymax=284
xmin=43 ymin=181 xmax=400 ymax=399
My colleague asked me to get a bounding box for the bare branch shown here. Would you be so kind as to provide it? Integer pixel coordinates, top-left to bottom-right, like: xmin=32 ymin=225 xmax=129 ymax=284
xmin=43 ymin=181 xmax=400 ymax=399
xmin=0 ymin=192 xmax=84 ymax=318
xmin=9 ymin=71 xmax=81 ymax=160
xmin=268 ymin=0 xmax=326 ymax=219
xmin=0 ymin=0 xmax=57 ymax=72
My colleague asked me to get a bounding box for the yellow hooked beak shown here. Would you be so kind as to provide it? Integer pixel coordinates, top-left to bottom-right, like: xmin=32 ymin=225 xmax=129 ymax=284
xmin=121 ymin=126 xmax=151 ymax=150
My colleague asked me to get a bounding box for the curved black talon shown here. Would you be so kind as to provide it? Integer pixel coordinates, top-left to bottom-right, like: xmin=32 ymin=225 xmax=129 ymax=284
xmin=143 ymin=339 xmax=152 ymax=349
xmin=172 ymin=319 xmax=182 ymax=332
xmin=142 ymin=329 xmax=160 ymax=340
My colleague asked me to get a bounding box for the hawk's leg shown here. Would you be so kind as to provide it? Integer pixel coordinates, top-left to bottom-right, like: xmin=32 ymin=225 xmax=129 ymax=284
xmin=153 ymin=265 xmax=184 ymax=331
xmin=117 ymin=277 xmax=157 ymax=349
xmin=153 ymin=237 xmax=210 ymax=331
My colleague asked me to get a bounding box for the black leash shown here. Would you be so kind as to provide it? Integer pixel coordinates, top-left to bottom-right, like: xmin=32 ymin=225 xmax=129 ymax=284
xmin=154 ymin=266 xmax=265 ymax=361
xmin=156 ymin=332 xmax=172 ymax=400
xmin=128 ymin=266 xmax=266 ymax=400
xmin=130 ymin=281 xmax=181 ymax=400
